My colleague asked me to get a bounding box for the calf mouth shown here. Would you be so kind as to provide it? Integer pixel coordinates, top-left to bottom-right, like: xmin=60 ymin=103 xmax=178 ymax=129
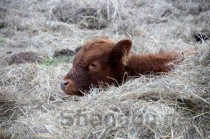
xmin=60 ymin=84 xmax=84 ymax=96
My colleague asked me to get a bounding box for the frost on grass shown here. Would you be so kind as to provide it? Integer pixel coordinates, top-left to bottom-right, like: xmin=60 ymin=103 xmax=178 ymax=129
xmin=0 ymin=0 xmax=210 ymax=138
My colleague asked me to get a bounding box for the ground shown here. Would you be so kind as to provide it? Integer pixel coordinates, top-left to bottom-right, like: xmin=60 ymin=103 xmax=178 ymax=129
xmin=0 ymin=0 xmax=210 ymax=138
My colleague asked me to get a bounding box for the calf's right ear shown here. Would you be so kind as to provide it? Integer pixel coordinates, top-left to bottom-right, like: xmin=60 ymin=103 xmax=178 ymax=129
xmin=109 ymin=39 xmax=132 ymax=64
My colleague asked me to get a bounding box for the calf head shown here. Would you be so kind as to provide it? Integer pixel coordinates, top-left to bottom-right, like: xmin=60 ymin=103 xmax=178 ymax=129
xmin=61 ymin=38 xmax=132 ymax=95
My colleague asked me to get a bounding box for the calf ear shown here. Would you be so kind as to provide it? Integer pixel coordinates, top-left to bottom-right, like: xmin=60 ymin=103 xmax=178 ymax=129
xmin=109 ymin=39 xmax=132 ymax=64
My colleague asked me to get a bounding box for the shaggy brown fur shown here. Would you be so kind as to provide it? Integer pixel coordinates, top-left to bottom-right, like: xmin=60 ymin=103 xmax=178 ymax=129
xmin=61 ymin=38 xmax=181 ymax=95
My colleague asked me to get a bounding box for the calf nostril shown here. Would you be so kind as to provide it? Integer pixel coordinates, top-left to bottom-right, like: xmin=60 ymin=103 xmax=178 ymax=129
xmin=63 ymin=81 xmax=69 ymax=86
xmin=61 ymin=81 xmax=69 ymax=91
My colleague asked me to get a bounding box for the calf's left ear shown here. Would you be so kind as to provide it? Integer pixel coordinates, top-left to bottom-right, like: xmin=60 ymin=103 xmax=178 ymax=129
xmin=109 ymin=39 xmax=132 ymax=64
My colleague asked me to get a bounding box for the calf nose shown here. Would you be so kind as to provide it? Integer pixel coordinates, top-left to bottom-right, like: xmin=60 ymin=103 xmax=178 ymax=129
xmin=60 ymin=81 xmax=69 ymax=90
xmin=60 ymin=79 xmax=81 ymax=95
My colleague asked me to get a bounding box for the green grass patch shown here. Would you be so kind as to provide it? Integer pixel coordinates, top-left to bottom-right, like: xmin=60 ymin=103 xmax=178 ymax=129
xmin=0 ymin=37 xmax=6 ymax=44
xmin=42 ymin=56 xmax=74 ymax=66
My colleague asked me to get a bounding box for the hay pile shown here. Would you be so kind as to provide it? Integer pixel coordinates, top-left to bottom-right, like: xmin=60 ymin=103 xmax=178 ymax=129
xmin=0 ymin=0 xmax=209 ymax=138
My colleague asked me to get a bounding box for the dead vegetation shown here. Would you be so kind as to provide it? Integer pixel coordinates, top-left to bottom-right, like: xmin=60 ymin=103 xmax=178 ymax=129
xmin=8 ymin=52 xmax=44 ymax=65
xmin=0 ymin=0 xmax=209 ymax=138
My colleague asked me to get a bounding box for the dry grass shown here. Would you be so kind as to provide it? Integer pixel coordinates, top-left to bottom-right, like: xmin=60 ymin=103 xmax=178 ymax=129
xmin=0 ymin=0 xmax=210 ymax=138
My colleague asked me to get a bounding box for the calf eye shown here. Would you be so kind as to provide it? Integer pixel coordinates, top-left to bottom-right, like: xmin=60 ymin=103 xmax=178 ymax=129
xmin=89 ymin=61 xmax=101 ymax=72
xmin=90 ymin=63 xmax=97 ymax=67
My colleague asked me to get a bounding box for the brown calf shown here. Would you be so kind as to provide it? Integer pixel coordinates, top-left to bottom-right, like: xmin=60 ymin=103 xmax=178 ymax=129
xmin=61 ymin=38 xmax=182 ymax=95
